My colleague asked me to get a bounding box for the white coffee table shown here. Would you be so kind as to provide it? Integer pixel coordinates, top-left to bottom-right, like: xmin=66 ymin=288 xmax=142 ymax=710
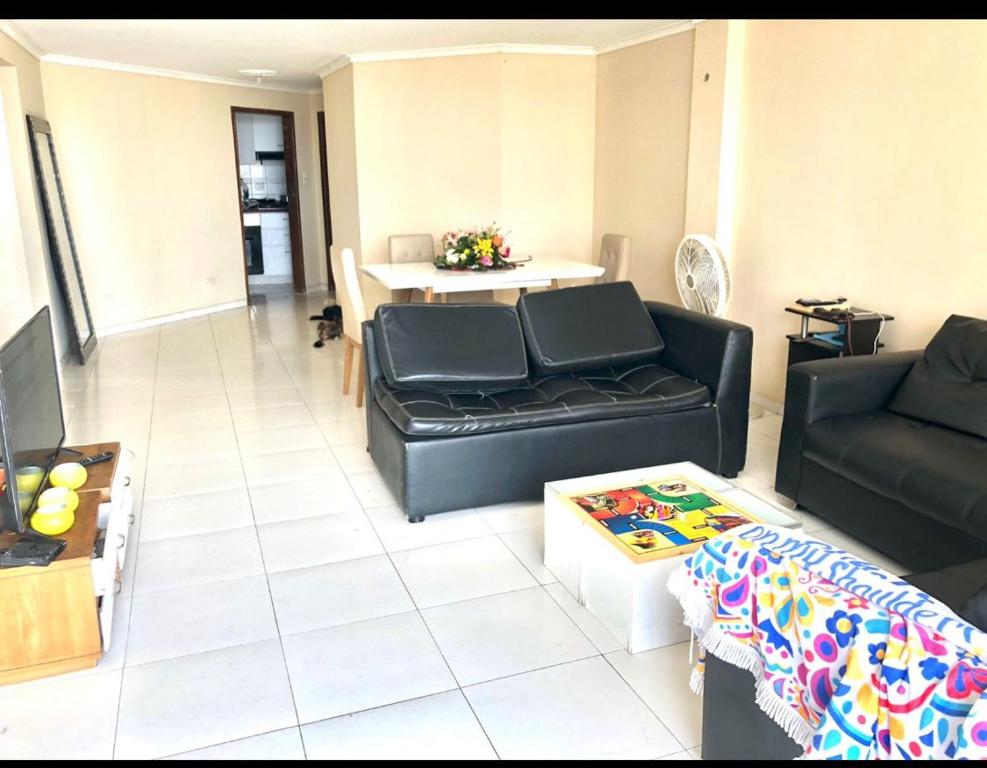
xmin=543 ymin=461 xmax=800 ymax=653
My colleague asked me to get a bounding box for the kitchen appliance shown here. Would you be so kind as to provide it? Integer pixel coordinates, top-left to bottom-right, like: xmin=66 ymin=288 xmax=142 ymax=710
xmin=244 ymin=226 xmax=264 ymax=275
xmin=242 ymin=197 xmax=287 ymax=211
xmin=0 ymin=306 xmax=67 ymax=532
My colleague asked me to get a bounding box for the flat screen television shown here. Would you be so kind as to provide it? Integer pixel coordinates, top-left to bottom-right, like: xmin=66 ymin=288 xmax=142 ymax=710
xmin=0 ymin=306 xmax=66 ymax=532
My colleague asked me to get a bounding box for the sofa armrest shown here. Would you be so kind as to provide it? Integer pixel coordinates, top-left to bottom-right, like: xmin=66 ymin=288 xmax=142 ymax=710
xmin=362 ymin=319 xmax=384 ymax=386
xmin=362 ymin=320 xmax=384 ymax=448
xmin=646 ymin=302 xmax=753 ymax=475
xmin=775 ymin=350 xmax=921 ymax=498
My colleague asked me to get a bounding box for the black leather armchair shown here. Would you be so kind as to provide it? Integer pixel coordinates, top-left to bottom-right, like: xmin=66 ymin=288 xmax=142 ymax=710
xmin=775 ymin=315 xmax=987 ymax=572
xmin=363 ymin=282 xmax=753 ymax=521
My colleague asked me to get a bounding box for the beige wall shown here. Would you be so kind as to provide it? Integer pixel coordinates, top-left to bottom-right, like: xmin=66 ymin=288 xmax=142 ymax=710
xmin=39 ymin=63 xmax=323 ymax=330
xmin=727 ymin=20 xmax=987 ymax=403
xmin=331 ymin=53 xmax=596 ymax=313
xmin=352 ymin=54 xmax=502 ymax=311
xmin=684 ymin=21 xmax=727 ymax=236
xmin=501 ymin=54 xmax=596 ymax=276
xmin=0 ymin=29 xmax=55 ymax=344
xmin=306 ymin=90 xmax=328 ymax=288
xmin=322 ymin=64 xmax=362 ymax=334
xmin=592 ymin=31 xmax=695 ymax=305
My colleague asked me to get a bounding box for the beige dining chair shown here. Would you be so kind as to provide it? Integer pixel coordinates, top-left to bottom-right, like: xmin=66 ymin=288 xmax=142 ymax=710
xmin=338 ymin=247 xmax=368 ymax=407
xmin=388 ymin=233 xmax=435 ymax=303
xmin=598 ymin=234 xmax=632 ymax=283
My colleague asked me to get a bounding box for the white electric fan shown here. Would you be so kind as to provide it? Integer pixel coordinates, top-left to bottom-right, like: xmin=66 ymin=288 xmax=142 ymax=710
xmin=674 ymin=234 xmax=731 ymax=318
xmin=673 ymin=234 xmax=761 ymax=418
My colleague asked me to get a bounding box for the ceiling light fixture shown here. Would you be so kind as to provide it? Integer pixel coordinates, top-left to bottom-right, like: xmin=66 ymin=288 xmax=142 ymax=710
xmin=238 ymin=68 xmax=278 ymax=84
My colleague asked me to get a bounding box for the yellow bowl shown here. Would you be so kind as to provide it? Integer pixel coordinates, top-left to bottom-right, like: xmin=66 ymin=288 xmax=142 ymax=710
xmin=49 ymin=462 xmax=88 ymax=490
xmin=38 ymin=486 xmax=80 ymax=515
xmin=31 ymin=504 xmax=75 ymax=536
xmin=15 ymin=466 xmax=45 ymax=495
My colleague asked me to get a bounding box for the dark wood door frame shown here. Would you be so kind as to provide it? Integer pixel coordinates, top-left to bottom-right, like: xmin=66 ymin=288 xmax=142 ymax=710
xmin=317 ymin=111 xmax=334 ymax=290
xmin=230 ymin=106 xmax=306 ymax=296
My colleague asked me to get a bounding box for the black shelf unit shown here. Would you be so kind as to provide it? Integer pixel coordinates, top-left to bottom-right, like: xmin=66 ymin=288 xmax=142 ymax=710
xmin=785 ymin=305 xmax=894 ymax=367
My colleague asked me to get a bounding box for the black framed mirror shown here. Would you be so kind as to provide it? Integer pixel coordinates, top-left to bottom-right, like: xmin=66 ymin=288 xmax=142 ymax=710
xmin=26 ymin=115 xmax=96 ymax=364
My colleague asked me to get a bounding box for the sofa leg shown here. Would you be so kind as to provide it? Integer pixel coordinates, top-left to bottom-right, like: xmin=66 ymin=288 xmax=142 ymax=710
xmin=721 ymin=471 xmax=738 ymax=479
xmin=409 ymin=515 xmax=425 ymax=524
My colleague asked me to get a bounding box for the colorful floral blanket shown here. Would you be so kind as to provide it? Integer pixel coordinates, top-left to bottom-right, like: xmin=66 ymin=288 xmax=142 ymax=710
xmin=667 ymin=523 xmax=987 ymax=759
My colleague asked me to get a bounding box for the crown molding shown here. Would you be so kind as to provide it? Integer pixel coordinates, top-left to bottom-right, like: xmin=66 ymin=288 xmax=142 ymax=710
xmin=318 ymin=55 xmax=352 ymax=79
xmin=319 ymin=41 xmax=597 ymax=75
xmin=40 ymin=54 xmax=321 ymax=94
xmin=0 ymin=20 xmax=45 ymax=60
xmin=595 ymin=20 xmax=697 ymax=54
xmin=351 ymin=43 xmax=596 ymax=63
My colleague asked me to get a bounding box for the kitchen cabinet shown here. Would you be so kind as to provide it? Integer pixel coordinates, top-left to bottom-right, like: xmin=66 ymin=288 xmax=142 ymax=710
xmin=235 ymin=112 xmax=255 ymax=164
xmin=253 ymin=114 xmax=284 ymax=152
xmin=259 ymin=212 xmax=292 ymax=277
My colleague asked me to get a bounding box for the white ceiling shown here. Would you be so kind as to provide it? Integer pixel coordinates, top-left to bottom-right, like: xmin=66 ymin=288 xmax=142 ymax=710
xmin=8 ymin=19 xmax=689 ymax=91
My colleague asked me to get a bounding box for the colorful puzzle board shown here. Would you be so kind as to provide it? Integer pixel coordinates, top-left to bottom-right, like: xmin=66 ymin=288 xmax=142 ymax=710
xmin=567 ymin=476 xmax=757 ymax=559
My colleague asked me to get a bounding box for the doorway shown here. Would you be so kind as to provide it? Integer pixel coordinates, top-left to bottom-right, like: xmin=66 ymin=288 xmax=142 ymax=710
xmin=317 ymin=111 xmax=334 ymax=291
xmin=230 ymin=107 xmax=306 ymax=300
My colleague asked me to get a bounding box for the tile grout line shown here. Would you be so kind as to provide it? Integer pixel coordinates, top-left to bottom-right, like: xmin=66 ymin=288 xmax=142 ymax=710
xmin=599 ymin=652 xmax=690 ymax=757
xmin=110 ymin=323 xmax=162 ymax=760
xmin=360 ymin=506 xmax=502 ymax=760
xmin=208 ymin=309 xmax=310 ymax=761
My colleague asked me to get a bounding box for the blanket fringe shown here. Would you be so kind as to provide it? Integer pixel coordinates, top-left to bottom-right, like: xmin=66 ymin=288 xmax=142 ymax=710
xmin=667 ymin=565 xmax=814 ymax=751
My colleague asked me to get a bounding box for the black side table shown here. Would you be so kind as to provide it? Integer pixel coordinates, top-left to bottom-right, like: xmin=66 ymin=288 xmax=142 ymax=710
xmin=785 ymin=304 xmax=895 ymax=367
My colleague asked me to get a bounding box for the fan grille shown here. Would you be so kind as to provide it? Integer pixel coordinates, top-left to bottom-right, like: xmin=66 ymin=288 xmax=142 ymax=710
xmin=674 ymin=235 xmax=730 ymax=317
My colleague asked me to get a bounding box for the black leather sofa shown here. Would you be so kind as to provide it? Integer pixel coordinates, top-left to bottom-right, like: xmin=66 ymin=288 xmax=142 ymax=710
xmin=775 ymin=314 xmax=987 ymax=573
xmin=361 ymin=281 xmax=753 ymax=521
xmin=703 ymin=314 xmax=987 ymax=759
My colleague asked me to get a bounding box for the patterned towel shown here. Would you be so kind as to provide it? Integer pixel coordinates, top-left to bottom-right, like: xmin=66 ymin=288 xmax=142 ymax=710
xmin=667 ymin=523 xmax=987 ymax=759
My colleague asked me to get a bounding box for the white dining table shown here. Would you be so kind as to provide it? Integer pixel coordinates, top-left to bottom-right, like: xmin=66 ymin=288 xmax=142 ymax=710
xmin=360 ymin=256 xmax=605 ymax=303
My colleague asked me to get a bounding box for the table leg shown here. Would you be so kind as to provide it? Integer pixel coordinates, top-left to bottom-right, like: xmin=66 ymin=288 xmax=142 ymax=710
xmin=800 ymin=316 xmax=809 ymax=339
xmin=424 ymin=287 xmax=434 ymax=303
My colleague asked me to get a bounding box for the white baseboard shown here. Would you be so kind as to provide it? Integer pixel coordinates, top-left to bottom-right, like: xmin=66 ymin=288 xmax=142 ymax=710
xmin=306 ymin=283 xmax=329 ymax=293
xmin=751 ymin=393 xmax=784 ymax=415
xmin=247 ymin=275 xmax=293 ymax=285
xmin=96 ymin=299 xmax=248 ymax=337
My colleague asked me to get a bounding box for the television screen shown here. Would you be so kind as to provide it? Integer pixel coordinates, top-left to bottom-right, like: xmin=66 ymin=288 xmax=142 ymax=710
xmin=0 ymin=306 xmax=66 ymax=532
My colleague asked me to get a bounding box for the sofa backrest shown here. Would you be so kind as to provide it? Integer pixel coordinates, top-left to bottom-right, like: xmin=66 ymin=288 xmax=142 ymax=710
xmin=373 ymin=303 xmax=528 ymax=393
xmin=888 ymin=314 xmax=987 ymax=439
xmin=517 ymin=281 xmax=665 ymax=377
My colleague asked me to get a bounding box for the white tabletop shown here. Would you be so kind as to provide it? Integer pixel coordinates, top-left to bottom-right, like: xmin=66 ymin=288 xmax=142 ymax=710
xmin=360 ymin=256 xmax=605 ymax=294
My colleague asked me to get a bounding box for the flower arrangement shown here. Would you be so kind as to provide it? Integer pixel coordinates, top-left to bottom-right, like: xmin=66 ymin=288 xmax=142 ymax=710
xmin=434 ymin=224 xmax=518 ymax=271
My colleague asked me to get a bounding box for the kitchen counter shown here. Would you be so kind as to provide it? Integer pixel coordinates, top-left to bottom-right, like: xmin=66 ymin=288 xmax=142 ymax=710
xmin=242 ymin=206 xmax=289 ymax=214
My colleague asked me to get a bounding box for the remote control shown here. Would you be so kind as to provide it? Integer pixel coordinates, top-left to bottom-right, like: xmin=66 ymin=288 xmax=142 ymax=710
xmin=796 ymin=297 xmax=847 ymax=307
xmin=79 ymin=451 xmax=114 ymax=467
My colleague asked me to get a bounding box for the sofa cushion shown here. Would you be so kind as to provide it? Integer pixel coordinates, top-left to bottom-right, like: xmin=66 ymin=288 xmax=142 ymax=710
xmin=373 ymin=303 xmax=528 ymax=393
xmin=517 ymin=281 xmax=664 ymax=376
xmin=374 ymin=361 xmax=710 ymax=437
xmin=803 ymin=410 xmax=987 ymax=541
xmin=888 ymin=314 xmax=987 ymax=439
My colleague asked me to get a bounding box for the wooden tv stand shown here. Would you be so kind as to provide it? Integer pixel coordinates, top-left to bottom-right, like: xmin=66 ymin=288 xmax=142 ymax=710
xmin=0 ymin=442 xmax=134 ymax=686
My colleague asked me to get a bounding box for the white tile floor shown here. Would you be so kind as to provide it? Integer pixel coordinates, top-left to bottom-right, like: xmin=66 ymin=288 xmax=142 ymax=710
xmin=0 ymin=291 xmax=907 ymax=760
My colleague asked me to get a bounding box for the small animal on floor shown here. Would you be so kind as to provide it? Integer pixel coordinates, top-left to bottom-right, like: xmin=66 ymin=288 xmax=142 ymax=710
xmin=310 ymin=304 xmax=343 ymax=347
